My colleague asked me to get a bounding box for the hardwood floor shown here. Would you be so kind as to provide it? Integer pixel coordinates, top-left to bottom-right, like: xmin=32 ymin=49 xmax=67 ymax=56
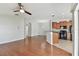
xmin=0 ymin=36 xmax=72 ymax=56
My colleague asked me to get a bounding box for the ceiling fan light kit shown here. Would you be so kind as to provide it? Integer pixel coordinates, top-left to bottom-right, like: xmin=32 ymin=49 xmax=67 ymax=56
xmin=20 ymin=9 xmax=25 ymax=13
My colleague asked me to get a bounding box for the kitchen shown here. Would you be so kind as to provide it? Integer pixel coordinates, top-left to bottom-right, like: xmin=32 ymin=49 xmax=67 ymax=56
xmin=47 ymin=19 xmax=73 ymax=54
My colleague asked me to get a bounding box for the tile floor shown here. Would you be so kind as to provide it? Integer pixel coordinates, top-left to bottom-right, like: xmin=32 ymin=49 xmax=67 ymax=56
xmin=53 ymin=39 xmax=73 ymax=54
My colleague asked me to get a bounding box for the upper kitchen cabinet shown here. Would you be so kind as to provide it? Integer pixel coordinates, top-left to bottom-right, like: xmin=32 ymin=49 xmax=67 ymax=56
xmin=52 ymin=20 xmax=72 ymax=30
xmin=59 ymin=21 xmax=68 ymax=26
xmin=52 ymin=22 xmax=60 ymax=29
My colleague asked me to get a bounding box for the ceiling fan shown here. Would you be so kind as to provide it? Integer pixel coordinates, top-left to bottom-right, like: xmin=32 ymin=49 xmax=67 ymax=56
xmin=13 ymin=3 xmax=32 ymax=15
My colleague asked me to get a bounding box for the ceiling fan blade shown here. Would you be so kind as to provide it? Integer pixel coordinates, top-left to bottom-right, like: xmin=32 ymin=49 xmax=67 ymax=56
xmin=13 ymin=10 xmax=19 ymax=12
xmin=24 ymin=10 xmax=32 ymax=15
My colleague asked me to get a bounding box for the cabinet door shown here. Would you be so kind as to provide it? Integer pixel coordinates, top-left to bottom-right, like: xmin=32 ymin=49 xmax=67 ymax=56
xmin=56 ymin=23 xmax=60 ymax=29
xmin=52 ymin=22 xmax=60 ymax=29
xmin=53 ymin=33 xmax=59 ymax=44
xmin=52 ymin=22 xmax=56 ymax=28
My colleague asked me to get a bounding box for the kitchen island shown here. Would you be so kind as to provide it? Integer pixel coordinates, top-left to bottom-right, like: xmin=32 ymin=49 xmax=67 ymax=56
xmin=46 ymin=29 xmax=60 ymax=45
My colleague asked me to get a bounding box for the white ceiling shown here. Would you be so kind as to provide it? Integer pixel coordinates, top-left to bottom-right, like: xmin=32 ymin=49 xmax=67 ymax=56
xmin=0 ymin=3 xmax=75 ymax=21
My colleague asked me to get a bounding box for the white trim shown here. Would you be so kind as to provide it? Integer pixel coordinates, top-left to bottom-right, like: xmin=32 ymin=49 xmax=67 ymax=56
xmin=73 ymin=3 xmax=79 ymax=56
xmin=31 ymin=34 xmax=46 ymax=36
xmin=0 ymin=37 xmax=24 ymax=44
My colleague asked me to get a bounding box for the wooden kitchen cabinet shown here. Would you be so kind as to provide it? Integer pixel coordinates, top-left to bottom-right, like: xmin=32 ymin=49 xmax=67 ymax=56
xmin=52 ymin=20 xmax=72 ymax=42
xmin=53 ymin=32 xmax=59 ymax=44
xmin=52 ymin=22 xmax=60 ymax=29
xmin=56 ymin=23 xmax=60 ymax=29
xmin=52 ymin=22 xmax=56 ymax=28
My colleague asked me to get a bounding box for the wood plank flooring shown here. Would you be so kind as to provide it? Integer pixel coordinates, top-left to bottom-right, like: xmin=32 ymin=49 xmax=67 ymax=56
xmin=0 ymin=36 xmax=72 ymax=56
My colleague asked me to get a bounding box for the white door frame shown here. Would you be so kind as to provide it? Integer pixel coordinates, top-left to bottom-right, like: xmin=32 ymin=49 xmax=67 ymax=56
xmin=73 ymin=3 xmax=79 ymax=56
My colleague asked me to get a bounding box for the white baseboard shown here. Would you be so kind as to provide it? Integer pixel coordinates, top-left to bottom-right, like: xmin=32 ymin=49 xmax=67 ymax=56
xmin=31 ymin=34 xmax=39 ymax=36
xmin=0 ymin=37 xmax=24 ymax=44
xmin=0 ymin=35 xmax=46 ymax=44
xmin=31 ymin=34 xmax=46 ymax=36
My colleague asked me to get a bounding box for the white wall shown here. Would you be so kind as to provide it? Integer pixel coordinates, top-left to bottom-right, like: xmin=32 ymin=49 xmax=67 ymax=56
xmin=31 ymin=22 xmax=39 ymax=36
xmin=25 ymin=19 xmax=51 ymax=36
xmin=38 ymin=21 xmax=51 ymax=35
xmin=0 ymin=15 xmax=24 ymax=44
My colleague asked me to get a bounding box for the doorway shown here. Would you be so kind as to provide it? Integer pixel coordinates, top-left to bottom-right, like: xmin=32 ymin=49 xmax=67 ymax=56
xmin=24 ymin=23 xmax=31 ymax=39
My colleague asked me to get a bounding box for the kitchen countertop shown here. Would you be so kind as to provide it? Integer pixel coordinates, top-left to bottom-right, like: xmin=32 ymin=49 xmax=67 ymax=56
xmin=45 ymin=30 xmax=60 ymax=33
xmin=45 ymin=29 xmax=68 ymax=33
